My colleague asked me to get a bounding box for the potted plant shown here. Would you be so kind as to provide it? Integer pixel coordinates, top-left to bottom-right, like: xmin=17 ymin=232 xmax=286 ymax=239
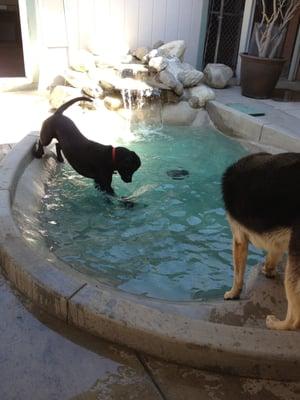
xmin=240 ymin=0 xmax=300 ymax=99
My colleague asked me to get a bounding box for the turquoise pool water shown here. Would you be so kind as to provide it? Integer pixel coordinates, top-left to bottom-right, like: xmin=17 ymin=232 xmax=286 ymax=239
xmin=40 ymin=126 xmax=261 ymax=301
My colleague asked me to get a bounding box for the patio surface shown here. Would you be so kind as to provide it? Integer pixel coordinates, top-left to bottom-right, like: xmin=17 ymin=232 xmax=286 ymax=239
xmin=1 ymin=85 xmax=300 ymax=399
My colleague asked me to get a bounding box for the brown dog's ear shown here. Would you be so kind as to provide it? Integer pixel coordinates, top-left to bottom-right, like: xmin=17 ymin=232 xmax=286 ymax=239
xmin=131 ymin=151 xmax=141 ymax=169
xmin=115 ymin=147 xmax=141 ymax=171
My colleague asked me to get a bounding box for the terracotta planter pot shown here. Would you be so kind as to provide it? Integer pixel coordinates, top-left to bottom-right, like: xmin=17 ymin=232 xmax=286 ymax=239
xmin=240 ymin=53 xmax=286 ymax=99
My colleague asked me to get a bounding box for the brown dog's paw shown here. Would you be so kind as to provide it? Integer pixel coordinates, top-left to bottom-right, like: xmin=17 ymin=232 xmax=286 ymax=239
xmin=266 ymin=314 xmax=287 ymax=330
xmin=262 ymin=264 xmax=276 ymax=279
xmin=224 ymin=289 xmax=240 ymax=300
xmin=266 ymin=315 xmax=277 ymax=329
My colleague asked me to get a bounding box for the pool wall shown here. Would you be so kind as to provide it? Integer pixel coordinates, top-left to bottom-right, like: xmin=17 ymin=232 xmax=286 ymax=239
xmin=1 ymin=106 xmax=300 ymax=381
xmin=207 ymin=101 xmax=300 ymax=152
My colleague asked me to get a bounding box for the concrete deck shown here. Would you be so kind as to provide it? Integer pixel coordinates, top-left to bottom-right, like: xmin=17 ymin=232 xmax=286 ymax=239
xmin=211 ymin=85 xmax=300 ymax=152
xmin=1 ymin=86 xmax=300 ymax=399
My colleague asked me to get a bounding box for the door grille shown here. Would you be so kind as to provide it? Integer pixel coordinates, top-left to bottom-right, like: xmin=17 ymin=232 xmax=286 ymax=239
xmin=203 ymin=0 xmax=246 ymax=73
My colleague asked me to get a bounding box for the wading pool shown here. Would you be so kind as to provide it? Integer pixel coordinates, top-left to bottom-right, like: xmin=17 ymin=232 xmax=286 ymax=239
xmin=39 ymin=125 xmax=261 ymax=301
xmin=2 ymin=110 xmax=300 ymax=381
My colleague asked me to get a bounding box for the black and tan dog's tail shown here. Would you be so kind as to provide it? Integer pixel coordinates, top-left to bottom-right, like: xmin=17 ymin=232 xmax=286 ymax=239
xmin=54 ymin=96 xmax=93 ymax=115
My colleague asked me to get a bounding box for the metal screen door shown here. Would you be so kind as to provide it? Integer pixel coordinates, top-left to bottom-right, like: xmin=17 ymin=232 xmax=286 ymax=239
xmin=203 ymin=0 xmax=246 ymax=72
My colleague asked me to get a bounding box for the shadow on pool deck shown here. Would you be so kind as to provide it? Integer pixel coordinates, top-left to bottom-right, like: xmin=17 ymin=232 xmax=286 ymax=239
xmin=1 ymin=86 xmax=300 ymax=399
xmin=1 ymin=273 xmax=300 ymax=400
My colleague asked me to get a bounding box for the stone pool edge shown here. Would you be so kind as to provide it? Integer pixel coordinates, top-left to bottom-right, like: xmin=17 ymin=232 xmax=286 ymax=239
xmin=1 ymin=131 xmax=300 ymax=382
xmin=207 ymin=100 xmax=300 ymax=151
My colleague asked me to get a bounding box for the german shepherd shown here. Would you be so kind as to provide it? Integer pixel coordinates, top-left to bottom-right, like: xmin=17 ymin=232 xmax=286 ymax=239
xmin=222 ymin=152 xmax=300 ymax=330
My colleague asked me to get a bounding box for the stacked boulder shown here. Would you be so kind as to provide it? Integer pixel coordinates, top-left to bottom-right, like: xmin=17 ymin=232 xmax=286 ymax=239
xmin=131 ymin=40 xmax=216 ymax=108
xmin=48 ymin=40 xmax=234 ymax=121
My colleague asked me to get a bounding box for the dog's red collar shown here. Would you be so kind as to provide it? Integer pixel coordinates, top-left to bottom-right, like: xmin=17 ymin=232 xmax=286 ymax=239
xmin=112 ymin=146 xmax=116 ymax=164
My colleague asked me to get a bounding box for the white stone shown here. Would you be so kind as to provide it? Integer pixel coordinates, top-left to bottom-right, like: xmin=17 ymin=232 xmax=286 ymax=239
xmin=69 ymin=50 xmax=95 ymax=72
xmin=157 ymin=40 xmax=186 ymax=59
xmin=162 ymin=101 xmax=197 ymax=126
xmin=189 ymin=84 xmax=216 ymax=107
xmin=149 ymin=56 xmax=168 ymax=72
xmin=49 ymin=85 xmax=82 ymax=109
xmin=203 ymin=63 xmax=233 ymax=89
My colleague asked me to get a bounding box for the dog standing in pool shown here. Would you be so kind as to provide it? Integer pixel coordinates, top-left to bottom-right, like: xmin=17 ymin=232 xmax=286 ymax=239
xmin=33 ymin=97 xmax=141 ymax=196
xmin=222 ymin=152 xmax=300 ymax=330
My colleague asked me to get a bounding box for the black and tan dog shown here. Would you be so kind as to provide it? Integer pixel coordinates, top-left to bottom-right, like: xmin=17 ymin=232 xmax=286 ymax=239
xmin=222 ymin=152 xmax=300 ymax=330
xmin=33 ymin=97 xmax=141 ymax=195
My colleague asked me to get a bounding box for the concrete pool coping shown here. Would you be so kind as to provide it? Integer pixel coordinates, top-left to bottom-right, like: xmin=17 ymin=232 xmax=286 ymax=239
xmin=0 ymin=103 xmax=300 ymax=381
xmin=207 ymin=100 xmax=300 ymax=152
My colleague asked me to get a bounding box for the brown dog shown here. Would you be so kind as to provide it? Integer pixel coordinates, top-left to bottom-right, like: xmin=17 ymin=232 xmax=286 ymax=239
xmin=222 ymin=152 xmax=300 ymax=330
xmin=33 ymin=97 xmax=141 ymax=195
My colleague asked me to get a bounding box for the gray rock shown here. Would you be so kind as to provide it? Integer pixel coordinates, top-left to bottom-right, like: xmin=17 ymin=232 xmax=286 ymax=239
xmin=157 ymin=40 xmax=186 ymax=60
xmin=160 ymin=89 xmax=181 ymax=104
xmin=189 ymin=84 xmax=216 ymax=107
xmin=191 ymin=109 xmax=213 ymax=127
xmin=163 ymin=58 xmax=203 ymax=88
xmin=188 ymin=96 xmax=200 ymax=109
xmin=166 ymin=57 xmax=184 ymax=78
xmin=203 ymin=63 xmax=233 ymax=89
xmin=162 ymin=101 xmax=197 ymax=125
xmin=178 ymin=69 xmax=204 ymax=88
xmin=148 ymin=56 xmax=168 ymax=72
xmin=133 ymin=47 xmax=151 ymax=61
xmin=180 ymin=88 xmax=191 ymax=102
xmin=152 ymin=40 xmax=164 ymax=49
xmin=174 ymin=82 xmax=184 ymax=96
xmin=158 ymin=70 xmax=178 ymax=89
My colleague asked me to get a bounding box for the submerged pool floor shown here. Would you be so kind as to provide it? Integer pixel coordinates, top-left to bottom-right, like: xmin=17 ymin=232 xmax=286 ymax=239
xmin=40 ymin=126 xmax=261 ymax=301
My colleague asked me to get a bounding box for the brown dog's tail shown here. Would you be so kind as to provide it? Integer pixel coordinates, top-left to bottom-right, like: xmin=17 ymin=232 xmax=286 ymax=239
xmin=54 ymin=96 xmax=93 ymax=115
